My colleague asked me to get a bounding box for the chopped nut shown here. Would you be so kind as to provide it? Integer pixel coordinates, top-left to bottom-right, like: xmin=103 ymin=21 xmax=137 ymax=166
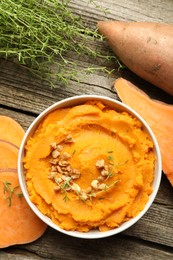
xmin=61 ymin=166 xmax=69 ymax=172
xmin=66 ymin=165 xmax=72 ymax=172
xmin=51 ymin=149 xmax=60 ymax=158
xmin=72 ymin=168 xmax=80 ymax=175
xmin=54 ymin=177 xmax=62 ymax=184
xmin=49 ymin=158 xmax=59 ymax=165
xmin=91 ymin=179 xmax=99 ymax=189
xmin=80 ymin=193 xmax=88 ymax=201
xmin=48 ymin=172 xmax=56 ymax=179
xmin=56 ymin=165 xmax=63 ymax=173
xmin=98 ymin=175 xmax=104 ymax=181
xmin=54 ymin=186 xmax=61 ymax=191
xmin=51 ymin=142 xmax=57 ymax=149
xmin=101 ymin=169 xmax=109 ymax=177
xmin=63 ymin=171 xmax=70 ymax=176
xmin=59 ymin=160 xmax=69 ymax=167
xmin=57 ymin=145 xmax=63 ymax=152
xmin=61 ymin=152 xmax=71 ymax=159
xmin=98 ymin=183 xmax=107 ymax=190
xmin=64 ymin=134 xmax=75 ymax=143
xmin=71 ymin=183 xmax=81 ymax=193
xmin=71 ymin=174 xmax=80 ymax=180
xmin=96 ymin=159 xmax=105 ymax=169
xmin=51 ymin=165 xmax=57 ymax=172
xmin=61 ymin=175 xmax=71 ymax=182
xmin=85 ymin=187 xmax=92 ymax=194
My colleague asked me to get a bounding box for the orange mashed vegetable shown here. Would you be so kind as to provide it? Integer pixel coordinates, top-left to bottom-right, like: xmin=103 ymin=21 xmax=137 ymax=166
xmin=24 ymin=101 xmax=155 ymax=232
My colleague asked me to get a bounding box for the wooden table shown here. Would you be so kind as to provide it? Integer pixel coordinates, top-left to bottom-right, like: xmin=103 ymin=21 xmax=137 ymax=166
xmin=0 ymin=1 xmax=173 ymax=259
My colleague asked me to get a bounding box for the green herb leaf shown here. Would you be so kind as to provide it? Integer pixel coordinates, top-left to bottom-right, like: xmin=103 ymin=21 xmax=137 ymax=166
xmin=17 ymin=193 xmax=23 ymax=198
xmin=72 ymin=149 xmax=76 ymax=155
xmin=63 ymin=182 xmax=70 ymax=190
xmin=108 ymin=155 xmax=114 ymax=166
xmin=63 ymin=194 xmax=70 ymax=202
xmin=116 ymin=160 xmax=129 ymax=167
xmin=107 ymin=172 xmax=114 ymax=179
xmin=2 ymin=181 xmax=20 ymax=206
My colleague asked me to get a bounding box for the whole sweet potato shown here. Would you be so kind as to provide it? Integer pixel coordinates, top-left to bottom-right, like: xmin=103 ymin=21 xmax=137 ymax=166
xmin=97 ymin=21 xmax=173 ymax=96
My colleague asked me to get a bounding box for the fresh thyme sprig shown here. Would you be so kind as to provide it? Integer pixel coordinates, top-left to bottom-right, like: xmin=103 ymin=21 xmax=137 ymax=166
xmin=3 ymin=181 xmax=23 ymax=206
xmin=106 ymin=179 xmax=120 ymax=190
xmin=0 ymin=0 xmax=120 ymax=87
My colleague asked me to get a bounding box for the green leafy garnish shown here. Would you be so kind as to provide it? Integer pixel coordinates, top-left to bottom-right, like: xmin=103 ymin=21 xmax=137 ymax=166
xmin=3 ymin=181 xmax=21 ymax=206
xmin=116 ymin=160 xmax=129 ymax=167
xmin=108 ymin=155 xmax=114 ymax=166
xmin=108 ymin=155 xmax=113 ymax=161
xmin=62 ymin=181 xmax=71 ymax=190
xmin=72 ymin=149 xmax=76 ymax=155
xmin=0 ymin=0 xmax=120 ymax=87
xmin=63 ymin=194 xmax=70 ymax=202
xmin=106 ymin=172 xmax=115 ymax=179
xmin=17 ymin=193 xmax=23 ymax=198
xmin=107 ymin=180 xmax=120 ymax=190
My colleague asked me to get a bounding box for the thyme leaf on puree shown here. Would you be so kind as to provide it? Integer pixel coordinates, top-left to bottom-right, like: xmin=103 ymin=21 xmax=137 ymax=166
xmin=63 ymin=194 xmax=70 ymax=202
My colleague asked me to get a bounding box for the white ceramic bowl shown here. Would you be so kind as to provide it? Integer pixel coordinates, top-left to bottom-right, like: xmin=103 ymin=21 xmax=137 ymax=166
xmin=18 ymin=95 xmax=162 ymax=239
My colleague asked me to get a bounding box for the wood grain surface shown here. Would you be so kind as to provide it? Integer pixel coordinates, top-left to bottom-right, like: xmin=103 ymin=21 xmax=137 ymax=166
xmin=0 ymin=0 xmax=173 ymax=259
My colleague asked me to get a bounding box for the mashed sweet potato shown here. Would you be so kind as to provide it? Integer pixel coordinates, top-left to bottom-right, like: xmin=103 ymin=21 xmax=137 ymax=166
xmin=23 ymin=101 xmax=155 ymax=232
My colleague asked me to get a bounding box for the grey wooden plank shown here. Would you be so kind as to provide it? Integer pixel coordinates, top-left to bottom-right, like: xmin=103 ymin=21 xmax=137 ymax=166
xmin=0 ymin=252 xmax=42 ymax=260
xmin=1 ymin=59 xmax=172 ymax=117
xmin=1 ymin=228 xmax=172 ymax=260
xmin=124 ymin=200 xmax=173 ymax=247
xmin=0 ymin=59 xmax=119 ymax=115
xmin=69 ymin=0 xmax=173 ymax=25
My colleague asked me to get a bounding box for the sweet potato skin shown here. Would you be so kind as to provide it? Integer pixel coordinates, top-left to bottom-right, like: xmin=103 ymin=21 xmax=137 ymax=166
xmin=97 ymin=21 xmax=173 ymax=96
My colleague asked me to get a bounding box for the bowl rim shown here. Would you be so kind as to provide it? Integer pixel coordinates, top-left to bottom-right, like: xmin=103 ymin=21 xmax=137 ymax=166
xmin=18 ymin=94 xmax=162 ymax=239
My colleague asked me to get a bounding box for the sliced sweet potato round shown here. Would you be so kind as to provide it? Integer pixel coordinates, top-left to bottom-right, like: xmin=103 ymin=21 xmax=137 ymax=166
xmin=0 ymin=140 xmax=19 ymax=170
xmin=0 ymin=115 xmax=25 ymax=147
xmin=0 ymin=171 xmax=47 ymax=248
